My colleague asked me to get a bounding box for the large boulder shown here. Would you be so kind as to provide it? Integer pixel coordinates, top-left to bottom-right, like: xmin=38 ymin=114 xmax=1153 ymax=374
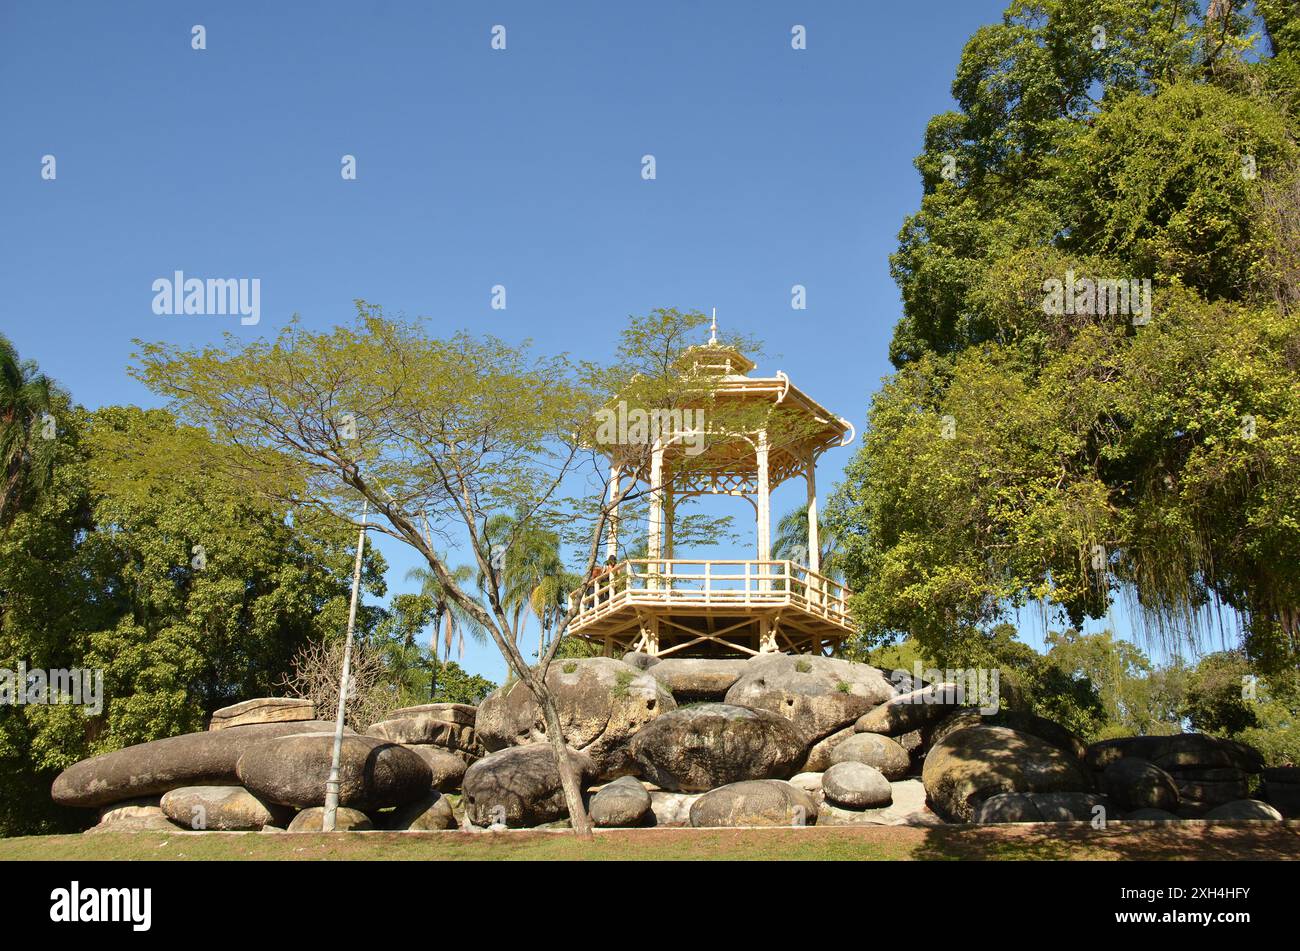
xmin=922 ymin=725 xmax=1092 ymax=822
xmin=724 ymin=655 xmax=896 ymax=743
xmin=385 ymin=702 xmax=477 ymax=724
xmin=822 ymin=762 xmax=892 ymax=809
xmin=402 ymin=745 xmax=467 ymax=792
xmin=817 ymin=779 xmax=944 ymax=827
xmin=1150 ymin=735 xmax=1263 ymax=773
xmin=627 ymin=703 xmax=807 ymax=792
xmin=235 ymin=732 xmax=431 ymax=811
xmin=1204 ymin=799 xmax=1284 ymax=821
xmin=51 ymin=720 xmax=348 ymax=808
xmin=1102 ymin=758 xmax=1180 ymax=812
xmin=367 ymin=705 xmax=482 ymax=759
xmin=590 ymin=776 xmax=653 ymax=828
xmin=987 ymin=711 xmax=1088 ymax=761
xmin=828 ymin=733 xmax=911 ymax=780
xmin=385 ymin=792 xmax=457 ymax=831
xmin=287 ymin=807 xmax=373 ymax=832
xmin=1173 ymin=777 xmax=1248 ymax=806
xmin=974 ymin=792 xmax=1044 ymax=823
xmin=1262 ymin=767 xmax=1300 ymax=818
xmin=1031 ymin=791 xmax=1110 ymax=822
xmin=1086 ymin=734 xmax=1263 ymax=773
xmin=474 ymin=658 xmax=674 ymax=779
xmin=649 ymin=658 xmax=749 ymax=701
xmin=159 ymin=786 xmax=287 ymax=831
xmin=86 ymin=799 xmax=181 ymax=834
xmin=621 ymin=652 xmax=657 ymax=671
xmin=689 ymin=780 xmax=818 ymax=828
xmin=1125 ymin=808 xmax=1181 ymax=821
xmin=854 ymin=684 xmax=964 ymax=736
xmin=974 ymin=791 xmax=1109 ymax=823
xmin=208 ymin=697 xmax=316 ymax=731
xmin=461 ymin=744 xmax=595 ymax=828
xmin=798 ymin=725 xmax=856 ymax=773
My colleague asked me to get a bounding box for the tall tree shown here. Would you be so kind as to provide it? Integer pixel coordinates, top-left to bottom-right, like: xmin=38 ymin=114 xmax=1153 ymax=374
xmin=832 ymin=0 xmax=1300 ymax=674
xmin=132 ymin=304 xmax=765 ymax=836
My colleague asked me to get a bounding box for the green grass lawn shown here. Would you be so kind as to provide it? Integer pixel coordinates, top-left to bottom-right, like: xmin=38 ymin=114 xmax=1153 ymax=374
xmin=3 ymin=822 xmax=1298 ymax=861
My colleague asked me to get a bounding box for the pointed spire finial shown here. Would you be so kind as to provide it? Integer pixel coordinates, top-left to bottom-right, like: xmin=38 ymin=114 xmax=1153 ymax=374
xmin=709 ymin=307 xmax=718 ymax=345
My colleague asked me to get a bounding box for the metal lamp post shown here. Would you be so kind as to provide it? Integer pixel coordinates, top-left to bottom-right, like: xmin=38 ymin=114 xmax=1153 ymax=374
xmin=322 ymin=499 xmax=368 ymax=832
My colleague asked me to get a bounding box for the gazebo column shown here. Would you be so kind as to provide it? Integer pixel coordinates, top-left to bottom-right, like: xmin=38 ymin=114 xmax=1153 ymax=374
xmin=606 ymin=464 xmax=622 ymax=561
xmin=647 ymin=439 xmax=664 ymax=588
xmin=756 ymin=429 xmax=771 ymax=591
xmin=663 ymin=469 xmax=675 ymax=560
xmin=806 ymin=452 xmax=821 ymax=605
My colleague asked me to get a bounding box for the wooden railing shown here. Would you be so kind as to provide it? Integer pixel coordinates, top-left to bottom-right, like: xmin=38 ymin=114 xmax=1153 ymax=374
xmin=568 ymin=559 xmax=852 ymax=629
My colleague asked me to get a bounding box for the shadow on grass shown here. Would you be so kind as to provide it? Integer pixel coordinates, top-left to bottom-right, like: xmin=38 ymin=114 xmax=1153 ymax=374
xmin=911 ymin=821 xmax=1300 ymax=861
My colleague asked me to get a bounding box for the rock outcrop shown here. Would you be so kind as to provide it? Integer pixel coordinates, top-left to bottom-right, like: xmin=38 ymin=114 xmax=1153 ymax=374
xmin=827 ymin=732 xmax=911 ymax=780
xmin=287 ymin=807 xmax=373 ymax=832
xmin=367 ymin=704 xmax=482 ymax=759
xmin=461 ymin=744 xmax=595 ymax=828
xmin=628 ymin=703 xmax=806 ymax=792
xmin=208 ymin=697 xmax=316 ymax=731
xmin=475 ymin=658 xmax=674 ymax=779
xmin=922 ymin=725 xmax=1091 ymax=822
xmin=689 ymin=780 xmax=818 ymax=828
xmin=590 ymin=775 xmax=653 ymax=828
xmin=822 ymin=762 xmax=892 ymax=809
xmin=649 ymin=658 xmax=749 ymax=701
xmin=235 ymin=732 xmax=431 ymax=811
xmin=724 ymin=655 xmax=895 ymax=742
xmin=159 ymin=785 xmax=287 ymax=831
xmin=51 ymin=720 xmax=347 ymax=808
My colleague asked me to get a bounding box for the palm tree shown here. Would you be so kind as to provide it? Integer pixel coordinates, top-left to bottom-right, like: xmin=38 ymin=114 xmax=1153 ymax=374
xmin=773 ymin=505 xmax=845 ymax=582
xmin=479 ymin=508 xmax=569 ymax=657
xmin=530 ymin=568 xmax=582 ymax=658
xmin=0 ymin=335 xmax=60 ymax=529
xmin=405 ymin=560 xmax=486 ymax=699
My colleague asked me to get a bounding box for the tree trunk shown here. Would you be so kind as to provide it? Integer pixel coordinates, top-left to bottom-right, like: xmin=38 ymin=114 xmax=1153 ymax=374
xmin=535 ymin=684 xmax=593 ymax=838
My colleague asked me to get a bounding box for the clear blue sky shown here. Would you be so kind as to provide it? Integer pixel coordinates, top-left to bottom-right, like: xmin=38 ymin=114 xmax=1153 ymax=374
xmin=4 ymin=1 xmax=1221 ymax=682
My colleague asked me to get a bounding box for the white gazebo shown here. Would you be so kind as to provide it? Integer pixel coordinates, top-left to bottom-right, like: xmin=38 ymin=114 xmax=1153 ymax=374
xmin=568 ymin=318 xmax=856 ymax=657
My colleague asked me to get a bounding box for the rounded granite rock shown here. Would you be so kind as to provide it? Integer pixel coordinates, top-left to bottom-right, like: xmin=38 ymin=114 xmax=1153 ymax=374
xmin=628 ymin=703 xmax=806 ymax=792
xmin=922 ymin=724 xmax=1091 ymax=823
xmin=828 ymin=732 xmax=911 ymax=780
xmin=51 ymin=720 xmax=349 ymax=808
xmin=159 ymin=785 xmax=288 ymax=831
xmin=689 ymin=780 xmax=818 ymax=828
xmin=723 ymin=655 xmax=896 ymax=743
xmin=235 ymin=732 xmax=431 ymax=811
xmin=287 ymin=807 xmax=374 ymax=832
xmin=822 ymin=762 xmax=893 ymax=809
xmin=590 ymin=775 xmax=653 ymax=828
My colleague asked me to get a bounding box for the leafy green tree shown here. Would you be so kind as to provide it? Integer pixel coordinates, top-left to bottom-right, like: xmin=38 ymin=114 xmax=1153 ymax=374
xmin=833 ymin=0 xmax=1300 ymax=677
xmin=0 ymin=405 xmax=383 ymax=835
xmin=1182 ymin=649 xmax=1299 ymax=766
xmin=429 ymin=659 xmax=496 ymax=705
xmin=0 ymin=334 xmax=63 ymax=528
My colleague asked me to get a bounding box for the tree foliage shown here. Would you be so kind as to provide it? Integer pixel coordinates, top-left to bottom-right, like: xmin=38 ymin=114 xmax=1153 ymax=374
xmin=832 ymin=0 xmax=1300 ymax=677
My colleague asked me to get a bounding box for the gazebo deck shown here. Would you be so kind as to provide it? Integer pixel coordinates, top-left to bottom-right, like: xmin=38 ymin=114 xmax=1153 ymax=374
xmin=567 ymin=559 xmax=853 ymax=657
